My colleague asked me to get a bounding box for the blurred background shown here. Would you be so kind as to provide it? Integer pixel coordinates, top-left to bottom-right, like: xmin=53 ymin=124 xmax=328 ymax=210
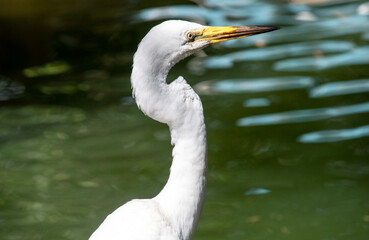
xmin=1 ymin=0 xmax=369 ymax=239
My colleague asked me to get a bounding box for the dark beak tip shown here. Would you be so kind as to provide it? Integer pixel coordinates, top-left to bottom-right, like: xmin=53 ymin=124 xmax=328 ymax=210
xmin=263 ymin=26 xmax=281 ymax=32
xmin=247 ymin=25 xmax=281 ymax=35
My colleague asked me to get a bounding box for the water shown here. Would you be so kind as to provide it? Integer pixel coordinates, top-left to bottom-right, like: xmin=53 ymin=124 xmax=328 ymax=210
xmin=1 ymin=0 xmax=369 ymax=239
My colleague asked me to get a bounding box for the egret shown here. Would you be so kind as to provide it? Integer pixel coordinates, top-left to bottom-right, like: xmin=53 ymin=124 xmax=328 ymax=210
xmin=90 ymin=20 xmax=279 ymax=240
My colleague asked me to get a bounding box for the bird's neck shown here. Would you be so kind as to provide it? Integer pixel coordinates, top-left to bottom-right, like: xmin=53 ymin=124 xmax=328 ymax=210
xmin=131 ymin=54 xmax=208 ymax=240
xmin=131 ymin=53 xmax=172 ymax=123
xmin=155 ymin=117 xmax=207 ymax=240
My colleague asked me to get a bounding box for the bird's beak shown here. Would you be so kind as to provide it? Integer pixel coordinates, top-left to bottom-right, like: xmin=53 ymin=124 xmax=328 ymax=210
xmin=195 ymin=25 xmax=280 ymax=44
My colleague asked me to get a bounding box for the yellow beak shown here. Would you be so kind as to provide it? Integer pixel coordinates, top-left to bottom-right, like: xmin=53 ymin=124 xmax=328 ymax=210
xmin=195 ymin=25 xmax=280 ymax=43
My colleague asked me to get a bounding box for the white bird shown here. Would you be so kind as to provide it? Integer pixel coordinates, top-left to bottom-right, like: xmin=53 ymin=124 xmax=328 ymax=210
xmin=90 ymin=20 xmax=279 ymax=240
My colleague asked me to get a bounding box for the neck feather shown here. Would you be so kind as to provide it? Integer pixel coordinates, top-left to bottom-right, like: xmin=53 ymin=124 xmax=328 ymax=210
xmin=131 ymin=52 xmax=208 ymax=240
xmin=155 ymin=113 xmax=207 ymax=240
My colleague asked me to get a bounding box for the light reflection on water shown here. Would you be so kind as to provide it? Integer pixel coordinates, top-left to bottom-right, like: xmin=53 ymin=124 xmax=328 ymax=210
xmin=243 ymin=98 xmax=271 ymax=108
xmin=244 ymin=187 xmax=271 ymax=196
xmin=222 ymin=15 xmax=369 ymax=48
xmin=299 ymin=125 xmax=369 ymax=143
xmin=133 ymin=1 xmax=283 ymax=26
xmin=195 ymin=76 xmax=315 ymax=94
xmin=237 ymin=102 xmax=369 ymax=126
xmin=274 ymin=46 xmax=369 ymax=71
xmin=358 ymin=2 xmax=369 ymax=15
xmin=203 ymin=40 xmax=354 ymax=69
xmin=310 ymin=79 xmax=369 ymax=98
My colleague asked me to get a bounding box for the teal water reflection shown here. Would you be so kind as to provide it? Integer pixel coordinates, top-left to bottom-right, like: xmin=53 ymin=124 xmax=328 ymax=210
xmin=275 ymin=46 xmax=369 ymax=71
xmin=244 ymin=188 xmax=271 ymax=196
xmin=299 ymin=124 xmax=369 ymax=143
xmin=243 ymin=98 xmax=271 ymax=108
xmin=196 ymin=76 xmax=315 ymax=93
xmin=237 ymin=102 xmax=369 ymax=126
xmin=222 ymin=15 xmax=369 ymax=48
xmin=203 ymin=40 xmax=354 ymax=69
xmin=1 ymin=0 xmax=369 ymax=240
xmin=310 ymin=79 xmax=369 ymax=98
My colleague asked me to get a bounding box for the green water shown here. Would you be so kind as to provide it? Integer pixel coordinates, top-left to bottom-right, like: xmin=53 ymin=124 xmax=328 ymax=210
xmin=1 ymin=0 xmax=369 ymax=239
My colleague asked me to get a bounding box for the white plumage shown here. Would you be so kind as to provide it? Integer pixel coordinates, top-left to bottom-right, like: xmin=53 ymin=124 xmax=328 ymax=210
xmin=90 ymin=20 xmax=279 ymax=240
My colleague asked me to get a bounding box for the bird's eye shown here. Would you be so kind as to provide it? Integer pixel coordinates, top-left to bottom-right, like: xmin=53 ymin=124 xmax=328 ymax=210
xmin=185 ymin=31 xmax=196 ymax=41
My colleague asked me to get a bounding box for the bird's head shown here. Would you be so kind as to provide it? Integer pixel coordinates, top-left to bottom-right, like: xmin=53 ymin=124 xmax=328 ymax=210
xmin=132 ymin=20 xmax=279 ymax=126
xmin=136 ymin=20 xmax=279 ymax=68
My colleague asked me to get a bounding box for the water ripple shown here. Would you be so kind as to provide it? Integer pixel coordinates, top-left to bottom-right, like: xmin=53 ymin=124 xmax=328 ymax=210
xmin=133 ymin=5 xmax=222 ymax=25
xmin=314 ymin=2 xmax=360 ymax=18
xmin=244 ymin=188 xmax=271 ymax=196
xmin=194 ymin=76 xmax=315 ymax=94
xmin=237 ymin=102 xmax=369 ymax=126
xmin=132 ymin=2 xmax=284 ymax=26
xmin=203 ymin=40 xmax=354 ymax=69
xmin=310 ymin=79 xmax=369 ymax=98
xmin=0 ymin=76 xmax=25 ymax=101
xmin=198 ymin=0 xmax=256 ymax=8
xmin=298 ymin=125 xmax=369 ymax=143
xmin=223 ymin=15 xmax=369 ymax=48
xmin=274 ymin=47 xmax=369 ymax=72
xmin=243 ymin=98 xmax=271 ymax=108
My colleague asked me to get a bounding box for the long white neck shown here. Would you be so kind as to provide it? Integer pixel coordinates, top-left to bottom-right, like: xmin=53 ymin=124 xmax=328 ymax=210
xmin=155 ymin=113 xmax=207 ymax=240
xmin=131 ymin=49 xmax=208 ymax=240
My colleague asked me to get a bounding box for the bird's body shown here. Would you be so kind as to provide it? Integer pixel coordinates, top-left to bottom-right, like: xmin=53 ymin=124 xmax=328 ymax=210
xmin=90 ymin=20 xmax=278 ymax=240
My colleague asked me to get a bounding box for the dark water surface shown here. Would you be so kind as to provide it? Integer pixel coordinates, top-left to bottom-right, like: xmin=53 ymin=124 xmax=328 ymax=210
xmin=1 ymin=0 xmax=369 ymax=239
